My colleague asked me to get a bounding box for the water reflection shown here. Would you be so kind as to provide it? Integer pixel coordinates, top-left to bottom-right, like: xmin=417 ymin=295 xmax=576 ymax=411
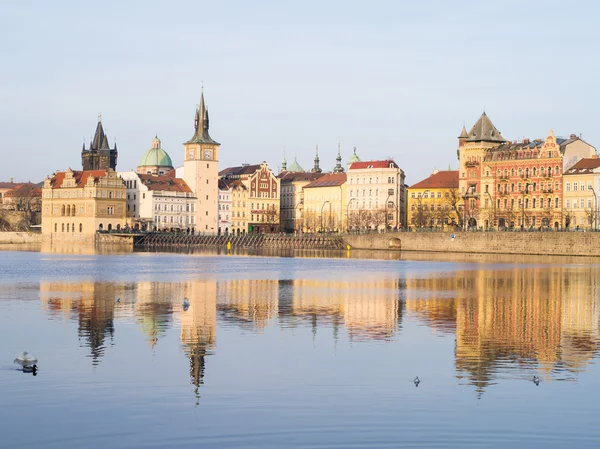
xmin=37 ymin=263 xmax=600 ymax=399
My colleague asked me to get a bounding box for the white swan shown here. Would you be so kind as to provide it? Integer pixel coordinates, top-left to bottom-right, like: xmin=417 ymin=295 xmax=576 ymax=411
xmin=14 ymin=351 xmax=38 ymax=367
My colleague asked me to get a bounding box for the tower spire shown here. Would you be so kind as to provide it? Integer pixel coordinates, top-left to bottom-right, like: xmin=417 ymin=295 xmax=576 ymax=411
xmin=333 ymin=142 xmax=344 ymax=173
xmin=281 ymin=146 xmax=287 ymax=172
xmin=312 ymin=145 xmax=322 ymax=173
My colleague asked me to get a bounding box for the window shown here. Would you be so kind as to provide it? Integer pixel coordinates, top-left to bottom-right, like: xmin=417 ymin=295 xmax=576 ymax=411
xmin=573 ymin=183 xmax=578 ymax=192
xmin=79 ymin=223 xmax=82 ymax=232
xmin=566 ymin=200 xmax=571 ymax=209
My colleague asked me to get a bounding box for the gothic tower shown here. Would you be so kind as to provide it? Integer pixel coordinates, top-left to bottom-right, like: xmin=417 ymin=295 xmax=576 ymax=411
xmin=81 ymin=116 xmax=118 ymax=170
xmin=183 ymin=92 xmax=220 ymax=233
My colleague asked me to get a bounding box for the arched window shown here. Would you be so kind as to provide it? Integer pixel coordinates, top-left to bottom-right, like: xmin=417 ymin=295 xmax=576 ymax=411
xmin=533 ymin=167 xmax=537 ymax=176
xmin=61 ymin=204 xmax=66 ymax=216
xmin=555 ymin=197 xmax=559 ymax=208
xmin=54 ymin=223 xmax=57 ymax=232
xmin=555 ymin=166 xmax=559 ymax=175
xmin=108 ymin=224 xmax=112 ymax=231
xmin=72 ymin=204 xmax=76 ymax=216
xmin=98 ymin=223 xmax=103 ymax=230
xmin=79 ymin=223 xmax=83 ymax=233
xmin=533 ymin=198 xmax=536 ymax=208
xmin=66 ymin=223 xmax=69 ymax=232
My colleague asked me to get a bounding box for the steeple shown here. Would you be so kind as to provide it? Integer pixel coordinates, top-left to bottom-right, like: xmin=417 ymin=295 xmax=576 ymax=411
xmin=311 ymin=145 xmax=322 ymax=173
xmin=281 ymin=147 xmax=287 ymax=172
xmin=82 ymin=115 xmax=118 ymax=170
xmin=458 ymin=124 xmax=468 ymax=148
xmin=333 ymin=142 xmax=344 ymax=173
xmin=186 ymin=91 xmax=219 ymax=145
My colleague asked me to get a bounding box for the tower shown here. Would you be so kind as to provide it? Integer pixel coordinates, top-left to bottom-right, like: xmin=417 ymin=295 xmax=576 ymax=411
xmin=183 ymin=92 xmax=220 ymax=233
xmin=281 ymin=147 xmax=287 ymax=172
xmin=333 ymin=142 xmax=344 ymax=173
xmin=81 ymin=116 xmax=118 ymax=170
xmin=311 ymin=145 xmax=322 ymax=173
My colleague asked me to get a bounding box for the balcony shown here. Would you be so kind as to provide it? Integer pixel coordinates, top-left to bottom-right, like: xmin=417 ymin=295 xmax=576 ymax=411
xmin=499 ymin=176 xmax=510 ymax=182
xmin=542 ymin=189 xmax=553 ymax=194
xmin=465 ymin=160 xmax=479 ymax=168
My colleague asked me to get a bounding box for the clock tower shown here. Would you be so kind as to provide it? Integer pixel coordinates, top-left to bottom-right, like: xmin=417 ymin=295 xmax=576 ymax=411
xmin=183 ymin=92 xmax=220 ymax=233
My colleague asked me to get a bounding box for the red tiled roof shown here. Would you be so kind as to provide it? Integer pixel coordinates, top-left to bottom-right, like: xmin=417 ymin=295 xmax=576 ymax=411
xmin=138 ymin=174 xmax=192 ymax=193
xmin=219 ymin=164 xmax=261 ymax=177
xmin=51 ymin=170 xmax=109 ymax=188
xmin=564 ymin=157 xmax=600 ymax=175
xmin=349 ymin=160 xmax=398 ymax=170
xmin=4 ymin=183 xmax=42 ymax=198
xmin=409 ymin=171 xmax=458 ymax=189
xmin=304 ymin=173 xmax=347 ymax=188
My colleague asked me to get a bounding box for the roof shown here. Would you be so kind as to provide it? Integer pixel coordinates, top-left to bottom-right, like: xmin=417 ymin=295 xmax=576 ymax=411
xmin=303 ymin=173 xmax=347 ymax=188
xmin=483 ymin=139 xmax=545 ymax=161
xmin=287 ymin=158 xmax=305 ymax=173
xmin=218 ymin=179 xmax=230 ymax=190
xmin=408 ymin=170 xmax=459 ymax=190
xmin=219 ymin=164 xmax=261 ymax=178
xmin=349 ymin=160 xmax=399 ymax=170
xmin=348 ymin=148 xmax=361 ymax=164
xmin=49 ymin=170 xmax=111 ymax=188
xmin=138 ymin=147 xmax=173 ymax=168
xmin=0 ymin=182 xmax=20 ymax=190
xmin=564 ymin=157 xmax=600 ymax=175
xmin=185 ymin=93 xmax=220 ymax=145
xmin=466 ymin=112 xmax=506 ymax=143
xmin=137 ymin=174 xmax=192 ymax=193
xmin=278 ymin=172 xmax=325 ymax=183
xmin=4 ymin=183 xmax=42 ymax=198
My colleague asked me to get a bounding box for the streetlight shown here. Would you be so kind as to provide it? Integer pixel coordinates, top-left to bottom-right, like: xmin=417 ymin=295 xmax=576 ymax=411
xmin=463 ymin=185 xmax=475 ymax=231
xmin=346 ymin=198 xmax=357 ymax=232
xmin=320 ymin=200 xmax=330 ymax=233
xmin=589 ymin=185 xmax=597 ymax=231
xmin=294 ymin=200 xmax=304 ymax=233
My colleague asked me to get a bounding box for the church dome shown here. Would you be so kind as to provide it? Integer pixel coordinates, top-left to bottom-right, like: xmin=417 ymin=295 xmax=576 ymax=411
xmin=288 ymin=157 xmax=305 ymax=173
xmin=348 ymin=147 xmax=361 ymax=164
xmin=138 ymin=137 xmax=173 ymax=169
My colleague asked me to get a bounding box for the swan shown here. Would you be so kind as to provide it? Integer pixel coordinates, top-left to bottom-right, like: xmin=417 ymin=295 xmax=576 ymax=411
xmin=414 ymin=376 xmax=421 ymax=386
xmin=14 ymin=351 xmax=38 ymax=367
xmin=533 ymin=375 xmax=540 ymax=385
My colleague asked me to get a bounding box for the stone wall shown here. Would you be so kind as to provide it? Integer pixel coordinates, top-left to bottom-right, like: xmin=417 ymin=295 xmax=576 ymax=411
xmin=0 ymin=232 xmax=42 ymax=244
xmin=343 ymin=232 xmax=600 ymax=257
xmin=96 ymin=233 xmax=134 ymax=248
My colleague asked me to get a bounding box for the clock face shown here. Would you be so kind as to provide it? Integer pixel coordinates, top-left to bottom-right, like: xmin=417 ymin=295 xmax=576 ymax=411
xmin=204 ymin=150 xmax=211 ymax=160
xmin=188 ymin=148 xmax=194 ymax=159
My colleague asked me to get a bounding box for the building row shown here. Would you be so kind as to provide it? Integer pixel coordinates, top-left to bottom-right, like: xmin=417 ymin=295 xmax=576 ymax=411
xmin=39 ymin=99 xmax=600 ymax=243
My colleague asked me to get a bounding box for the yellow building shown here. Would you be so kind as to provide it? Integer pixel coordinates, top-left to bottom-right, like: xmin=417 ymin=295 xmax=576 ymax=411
xmin=41 ymin=168 xmax=126 ymax=243
xmin=407 ymin=170 xmax=461 ymax=230
xmin=562 ymin=158 xmax=600 ymax=230
xmin=279 ymin=171 xmax=326 ymax=233
xmin=302 ymin=173 xmax=347 ymax=232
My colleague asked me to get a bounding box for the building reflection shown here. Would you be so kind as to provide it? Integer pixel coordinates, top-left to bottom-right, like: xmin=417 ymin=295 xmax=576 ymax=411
xmin=404 ymin=266 xmax=600 ymax=395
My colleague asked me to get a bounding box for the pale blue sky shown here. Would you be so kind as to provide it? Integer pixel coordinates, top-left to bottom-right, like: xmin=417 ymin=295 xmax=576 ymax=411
xmin=2 ymin=0 xmax=598 ymax=185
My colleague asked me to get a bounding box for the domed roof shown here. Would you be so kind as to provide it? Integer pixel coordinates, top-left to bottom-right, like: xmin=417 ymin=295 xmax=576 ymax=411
xmin=348 ymin=147 xmax=361 ymax=164
xmin=288 ymin=157 xmax=304 ymax=173
xmin=138 ymin=137 xmax=173 ymax=168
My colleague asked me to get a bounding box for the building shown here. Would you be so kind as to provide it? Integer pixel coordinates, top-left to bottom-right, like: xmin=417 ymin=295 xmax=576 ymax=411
xmin=217 ymin=180 xmax=232 ymax=234
xmin=0 ymin=179 xmax=20 ymax=204
xmin=137 ymin=136 xmax=174 ymax=175
xmin=41 ymin=168 xmax=126 ymax=242
xmin=81 ymin=117 xmax=118 ymax=171
xmin=120 ymin=172 xmax=196 ymax=231
xmin=1 ymin=183 xmax=42 ymax=211
xmin=346 ymin=160 xmax=406 ymax=231
xmin=220 ymin=162 xmax=280 ymax=233
xmin=302 ymin=173 xmax=347 ymax=233
xmin=458 ymin=112 xmax=597 ymax=229
xmin=183 ymin=92 xmax=220 ymax=234
xmin=227 ymin=180 xmax=248 ymax=235
xmin=407 ymin=170 xmax=460 ymax=229
xmin=278 ymin=171 xmax=325 ymax=232
xmin=562 ymin=158 xmax=600 ymax=230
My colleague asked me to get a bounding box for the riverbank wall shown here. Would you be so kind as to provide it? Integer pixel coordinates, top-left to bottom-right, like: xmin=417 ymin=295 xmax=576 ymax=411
xmin=0 ymin=232 xmax=42 ymax=244
xmin=343 ymin=232 xmax=600 ymax=257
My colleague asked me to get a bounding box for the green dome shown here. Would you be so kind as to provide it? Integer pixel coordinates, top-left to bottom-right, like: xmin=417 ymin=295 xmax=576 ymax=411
xmin=288 ymin=157 xmax=304 ymax=173
xmin=139 ymin=137 xmax=173 ymax=168
xmin=348 ymin=147 xmax=361 ymax=164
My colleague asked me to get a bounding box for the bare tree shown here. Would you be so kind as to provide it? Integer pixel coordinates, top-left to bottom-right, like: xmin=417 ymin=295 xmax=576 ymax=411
xmin=371 ymin=207 xmax=387 ymax=231
xmin=585 ymin=208 xmax=595 ymax=229
xmin=448 ymin=189 xmax=464 ymax=229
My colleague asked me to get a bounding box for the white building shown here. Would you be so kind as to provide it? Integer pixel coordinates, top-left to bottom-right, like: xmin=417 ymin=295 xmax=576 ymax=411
xmin=346 ymin=160 xmax=406 ymax=230
xmin=218 ymin=180 xmax=232 ymax=234
xmin=119 ymin=171 xmax=197 ymax=231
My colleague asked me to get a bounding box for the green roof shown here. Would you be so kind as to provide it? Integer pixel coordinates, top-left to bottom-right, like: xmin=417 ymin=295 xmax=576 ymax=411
xmin=139 ymin=147 xmax=173 ymax=168
xmin=348 ymin=148 xmax=360 ymax=164
xmin=288 ymin=158 xmax=304 ymax=173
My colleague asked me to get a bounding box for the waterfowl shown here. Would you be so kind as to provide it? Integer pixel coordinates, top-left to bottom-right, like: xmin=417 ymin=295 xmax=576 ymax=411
xmin=115 ymin=297 xmax=120 ymax=303
xmin=14 ymin=351 xmax=38 ymax=367
xmin=23 ymin=364 xmax=37 ymax=374
xmin=533 ymin=375 xmax=540 ymax=385
xmin=414 ymin=376 xmax=421 ymax=386
xmin=182 ymin=297 xmax=190 ymax=310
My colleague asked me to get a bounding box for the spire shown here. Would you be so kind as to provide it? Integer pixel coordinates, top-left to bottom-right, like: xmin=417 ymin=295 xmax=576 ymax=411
xmin=281 ymin=147 xmax=287 ymax=172
xmin=91 ymin=121 xmax=106 ymax=150
xmin=459 ymin=124 xmax=468 ymax=138
xmin=311 ymin=145 xmax=322 ymax=173
xmin=333 ymin=142 xmax=344 ymax=173
xmin=187 ymin=91 xmax=219 ymax=145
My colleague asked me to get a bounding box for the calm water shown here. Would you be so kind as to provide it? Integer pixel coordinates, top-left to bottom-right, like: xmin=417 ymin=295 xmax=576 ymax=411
xmin=1 ymin=247 xmax=600 ymax=448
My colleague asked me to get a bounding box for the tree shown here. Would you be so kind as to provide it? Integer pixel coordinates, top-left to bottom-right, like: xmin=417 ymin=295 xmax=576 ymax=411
xmin=448 ymin=189 xmax=464 ymax=229
xmin=585 ymin=207 xmax=595 ymax=229
xmin=564 ymin=211 xmax=572 ymax=230
xmin=371 ymin=207 xmax=387 ymax=231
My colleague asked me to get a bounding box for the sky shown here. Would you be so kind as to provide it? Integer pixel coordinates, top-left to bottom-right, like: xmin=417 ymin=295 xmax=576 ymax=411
xmin=2 ymin=0 xmax=599 ymax=185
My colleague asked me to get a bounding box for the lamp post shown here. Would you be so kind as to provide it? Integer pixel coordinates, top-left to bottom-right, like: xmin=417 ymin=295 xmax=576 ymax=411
xmin=485 ymin=191 xmax=494 ymax=230
xmin=320 ymin=200 xmax=329 ymax=233
xmin=463 ymin=185 xmax=475 ymax=231
xmin=589 ymin=185 xmax=598 ymax=231
xmin=294 ymin=200 xmax=304 ymax=233
xmin=346 ymin=198 xmax=357 ymax=232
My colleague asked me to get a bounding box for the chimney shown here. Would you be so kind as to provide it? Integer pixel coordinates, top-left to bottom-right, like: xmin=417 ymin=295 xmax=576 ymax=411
xmin=432 ymin=168 xmax=439 ymax=175
xmin=523 ymin=138 xmax=530 ymax=145
xmin=570 ymin=133 xmax=577 ymax=139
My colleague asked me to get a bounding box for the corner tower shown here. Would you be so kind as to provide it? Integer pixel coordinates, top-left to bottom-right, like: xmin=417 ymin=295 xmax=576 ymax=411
xmin=183 ymin=92 xmax=220 ymax=233
xmin=82 ymin=115 xmax=118 ymax=170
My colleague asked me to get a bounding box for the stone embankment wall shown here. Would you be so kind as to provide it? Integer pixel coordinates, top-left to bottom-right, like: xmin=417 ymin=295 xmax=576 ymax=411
xmin=343 ymin=232 xmax=600 ymax=257
xmin=96 ymin=233 xmax=134 ymax=247
xmin=0 ymin=232 xmax=42 ymax=244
